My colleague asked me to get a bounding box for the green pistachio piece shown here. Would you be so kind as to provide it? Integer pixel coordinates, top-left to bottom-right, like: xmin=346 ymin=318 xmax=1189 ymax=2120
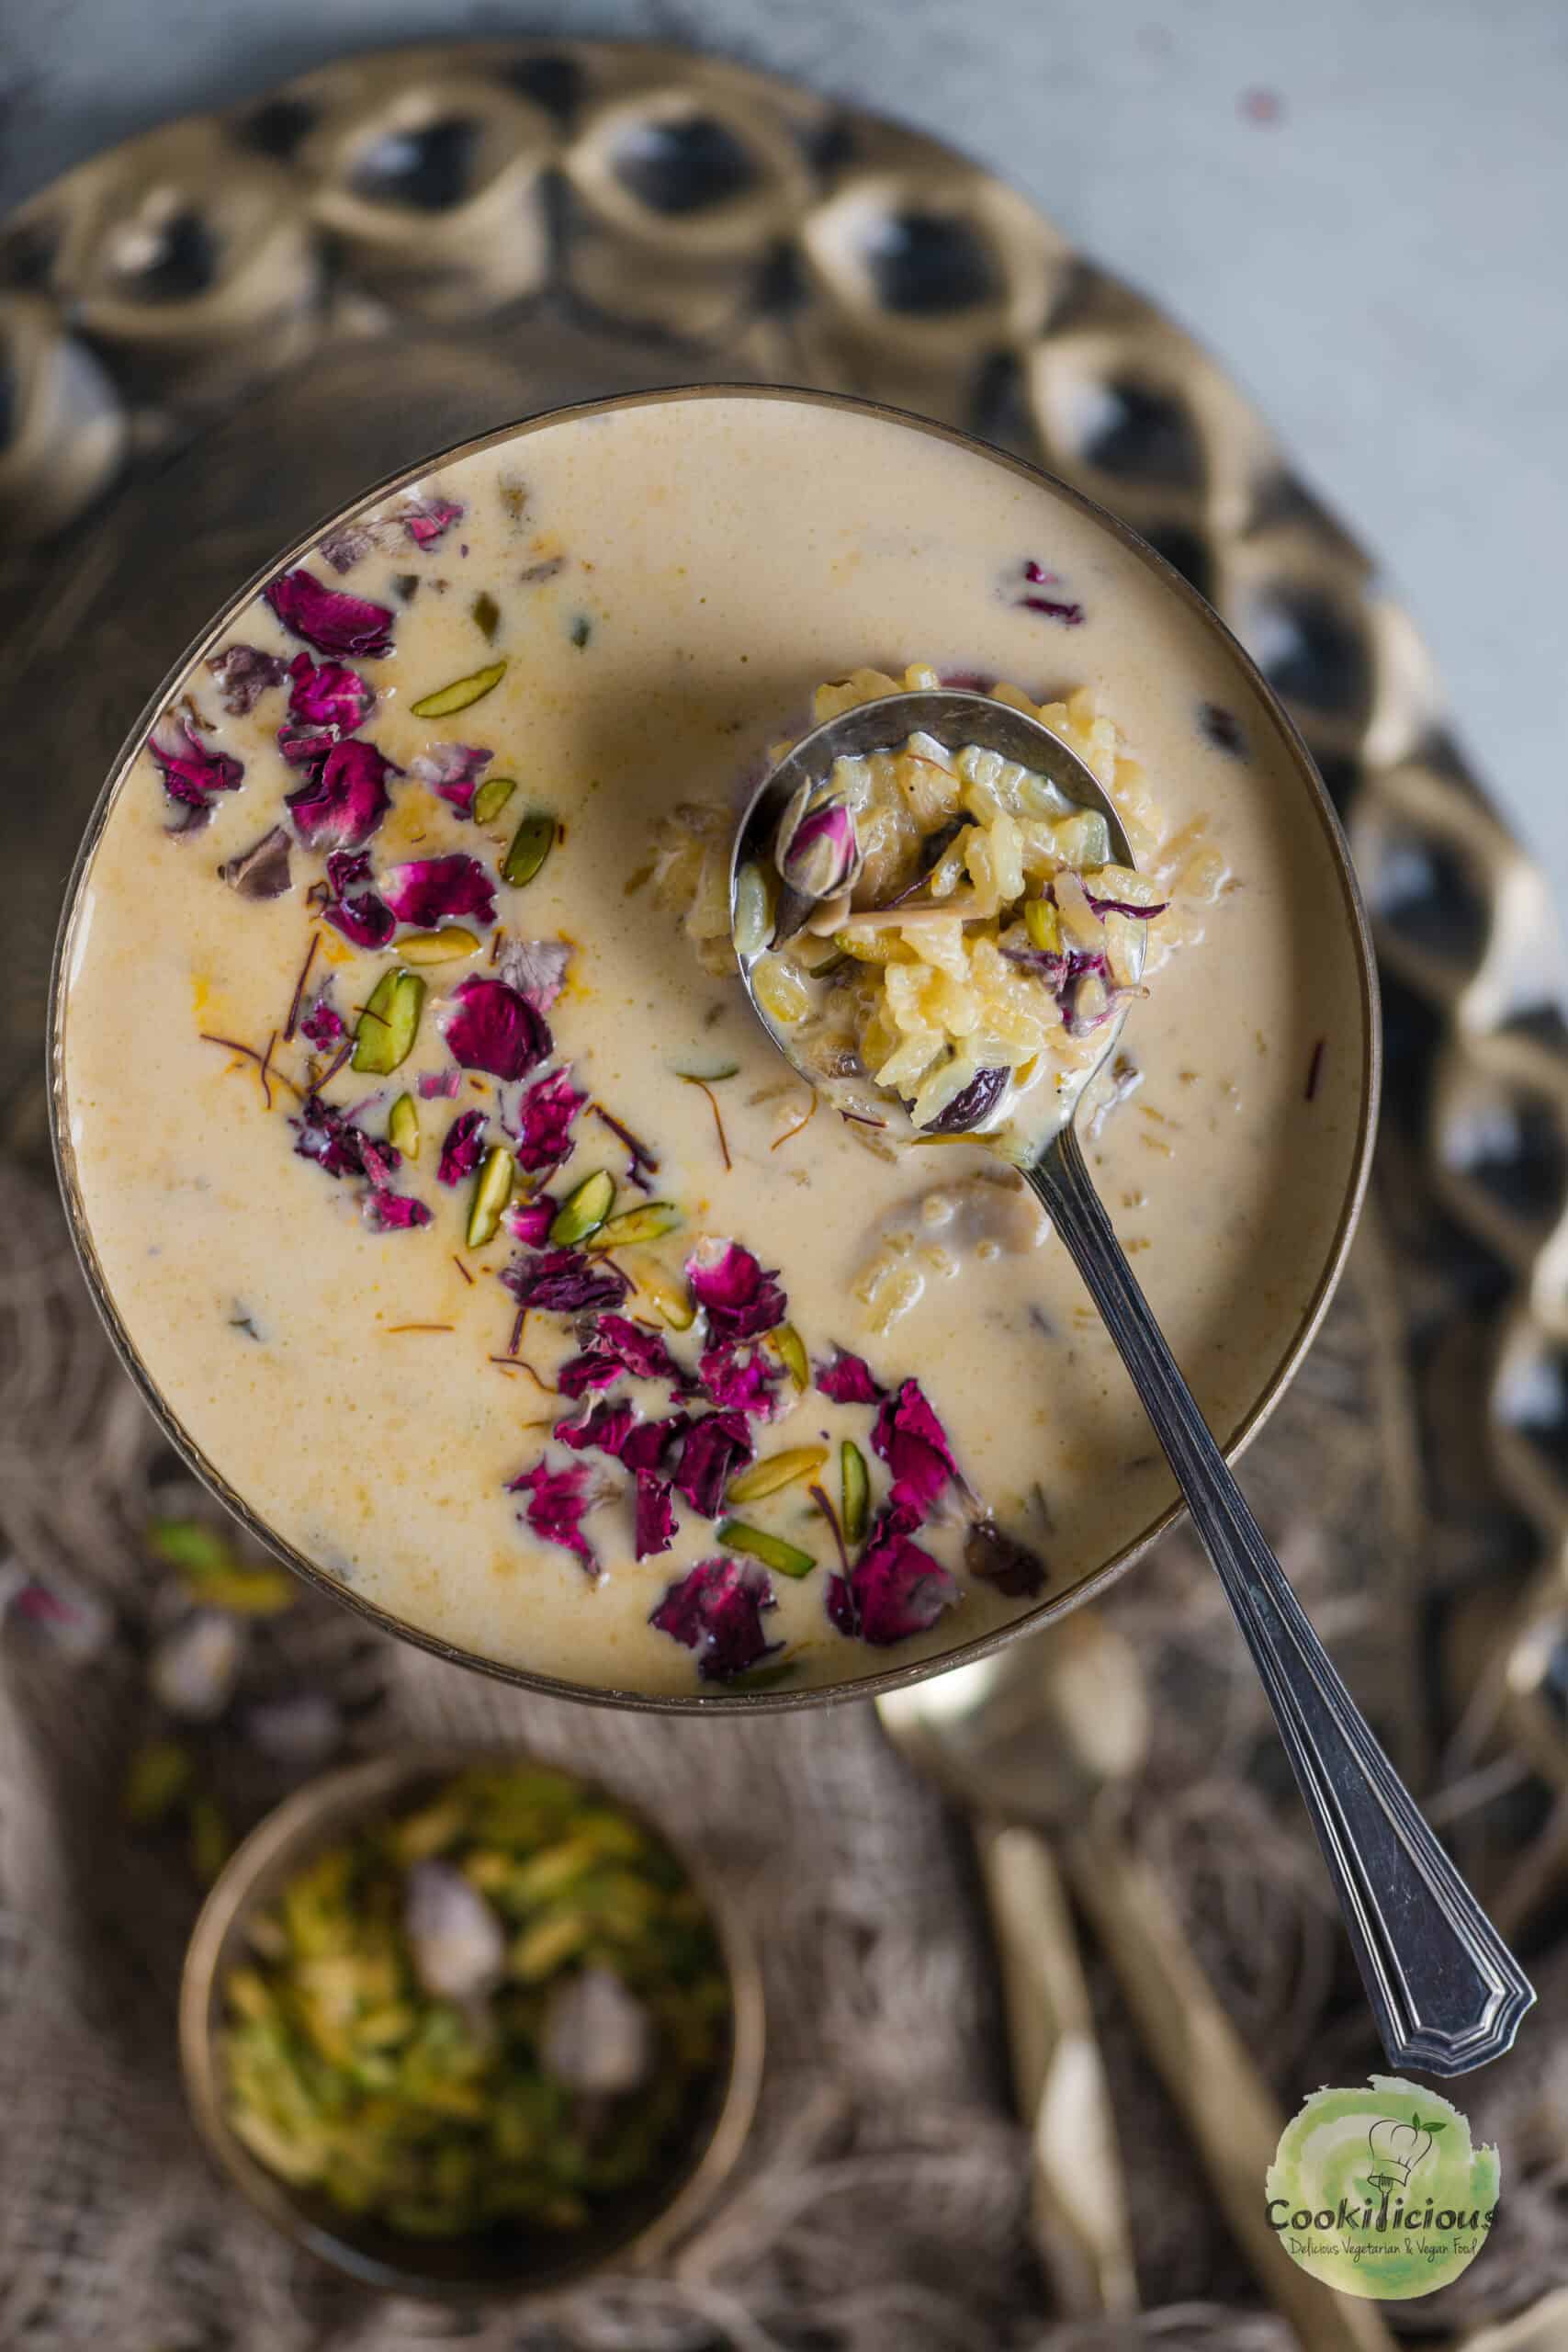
xmin=1024 ymin=895 xmax=1063 ymax=956
xmin=767 ymin=1322 xmax=809 ymax=1390
xmin=467 ymin=1145 xmax=515 ymax=1250
xmin=410 ymin=659 xmax=508 ymax=719
xmin=353 ymin=968 xmax=424 ymax=1075
xmin=502 ymin=810 xmax=557 ymax=888
xmin=472 ymin=590 xmax=501 ymax=641
xmin=840 ymin=1441 xmax=869 ymax=1548
xmin=732 ymin=1658 xmax=800 ymax=1690
xmin=590 ymin=1202 xmax=682 ymax=1250
xmin=397 ymin=926 xmax=481 ymax=966
xmin=549 ymin=1169 xmax=615 ymax=1246
xmin=189 ymin=1792 xmax=233 ymax=1885
xmin=732 ymin=861 xmax=775 ymax=960
xmin=123 ymin=1736 xmax=194 ymax=1825
xmin=147 ymin=1515 xmax=295 ymax=1612
xmin=726 ymin=1446 xmax=828 ymax=1505
xmin=632 ymin=1256 xmax=695 ymax=1329
xmin=389 ymin=1093 xmax=420 ymax=1159
xmin=718 ymin=1520 xmax=816 ymax=1578
xmin=472 ymin=773 xmax=516 ymax=826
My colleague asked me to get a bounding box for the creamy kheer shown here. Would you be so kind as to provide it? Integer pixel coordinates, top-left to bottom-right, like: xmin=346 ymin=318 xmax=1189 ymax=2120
xmin=56 ymin=391 xmax=1370 ymax=1700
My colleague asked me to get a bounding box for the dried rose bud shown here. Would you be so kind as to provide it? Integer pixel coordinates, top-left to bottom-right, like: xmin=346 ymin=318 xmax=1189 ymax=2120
xmin=403 ymin=1859 xmax=506 ymax=2002
xmin=775 ymin=786 xmax=862 ymax=900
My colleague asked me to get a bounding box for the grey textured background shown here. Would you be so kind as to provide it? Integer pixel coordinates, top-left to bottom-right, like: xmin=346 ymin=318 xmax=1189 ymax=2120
xmin=5 ymin=0 xmax=1565 ymax=916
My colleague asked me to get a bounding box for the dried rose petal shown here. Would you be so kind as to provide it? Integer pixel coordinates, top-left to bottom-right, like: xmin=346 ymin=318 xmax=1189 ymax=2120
xmin=292 ymin=1095 xmax=373 ymax=1179
xmin=364 ymin=1188 xmax=433 ymax=1232
xmin=1018 ymin=560 xmax=1085 ymax=628
xmin=827 ymin=1508 xmax=959 ymax=1645
xmin=649 ymin=1556 xmax=778 ymax=1680
xmin=400 ymin=492 xmax=465 ymax=548
xmin=319 ymin=519 xmax=380 ymax=573
xmin=444 ymin=976 xmax=550 ymax=1081
xmin=418 ymin=1069 xmax=463 ymax=1100
xmin=635 ymin=1473 xmax=678 ymax=1560
xmin=699 ymin=1342 xmax=784 ymax=1419
xmin=321 ymin=848 xmax=395 ymax=949
xmin=383 ymin=854 xmax=497 ymax=930
xmin=583 ymin=1315 xmax=683 ymax=1387
xmin=621 ymin=1412 xmax=693 ymax=1474
xmin=505 ymin=1193 xmax=557 ymax=1247
xmin=684 ymin=1240 xmax=786 ymax=1343
xmin=436 ymin=1108 xmax=487 ymax=1186
xmin=148 ymin=713 xmax=243 ymax=812
xmin=265 ymin=567 xmax=395 ymax=659
xmin=507 ymin=1456 xmax=602 ymax=1574
xmin=964 ymin=1517 xmax=1046 ymax=1599
xmin=513 ymin=1067 xmax=585 ymax=1173
xmin=410 ymin=741 xmax=492 ymax=817
xmin=496 ymin=936 xmax=572 ymax=1013
xmin=276 ymin=719 xmax=335 ymax=773
xmin=300 ymin=990 xmax=345 ymax=1048
xmin=502 ymin=1249 xmax=630 ymax=1316
xmin=207 ymin=645 xmax=288 ymax=716
xmin=288 ymin=651 xmax=375 ymax=734
xmin=218 ymin=825 xmax=292 ymax=900
xmin=287 ymin=739 xmax=397 ymax=851
xmin=814 ymin=1347 xmax=885 ymax=1405
xmin=555 ymin=1353 xmax=623 ymax=1398
xmin=870 ymin=1378 xmax=959 ymax=1521
xmin=672 ymin=1411 xmax=754 ymax=1518
xmin=555 ymin=1398 xmax=637 ymax=1459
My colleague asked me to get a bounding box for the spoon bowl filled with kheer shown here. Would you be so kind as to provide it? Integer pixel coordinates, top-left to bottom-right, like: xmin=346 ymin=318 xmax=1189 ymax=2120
xmin=53 ymin=384 xmax=1380 ymax=1720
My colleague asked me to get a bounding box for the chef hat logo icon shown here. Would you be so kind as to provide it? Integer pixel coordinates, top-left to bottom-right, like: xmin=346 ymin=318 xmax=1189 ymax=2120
xmin=1367 ymin=2109 xmax=1445 ymax=2188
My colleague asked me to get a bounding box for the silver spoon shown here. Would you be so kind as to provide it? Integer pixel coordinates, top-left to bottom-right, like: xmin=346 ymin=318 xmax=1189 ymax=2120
xmin=732 ymin=687 xmax=1533 ymax=2075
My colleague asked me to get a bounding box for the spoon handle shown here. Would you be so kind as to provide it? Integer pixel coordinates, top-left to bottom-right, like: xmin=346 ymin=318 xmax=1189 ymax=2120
xmin=1027 ymin=1126 xmax=1534 ymax=2075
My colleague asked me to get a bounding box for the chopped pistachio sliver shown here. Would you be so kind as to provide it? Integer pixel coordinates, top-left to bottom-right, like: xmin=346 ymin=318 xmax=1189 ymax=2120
xmin=123 ymin=1736 xmax=194 ymax=1825
xmin=353 ymin=967 xmax=424 ymax=1075
xmin=398 ymin=926 xmax=482 ymax=966
xmin=472 ymin=590 xmax=501 ymax=641
xmin=726 ymin=1445 xmax=829 ymax=1505
xmin=767 ymin=1322 xmax=809 ymax=1391
xmin=590 ymin=1202 xmax=682 ymax=1250
xmin=189 ymin=1792 xmax=233 ymax=1885
xmin=840 ymin=1441 xmax=870 ymax=1547
xmin=467 ymin=1145 xmax=516 ymax=1249
xmin=472 ymin=773 xmax=516 ymax=826
xmin=147 ymin=1515 xmax=296 ymax=1613
xmin=732 ymin=860 xmax=775 ymax=960
xmin=1024 ymin=895 xmax=1063 ymax=956
xmin=673 ymin=1061 xmax=739 ymax=1082
xmin=628 ymin=1253 xmax=695 ymax=1329
xmin=389 ymin=1093 xmax=420 ymax=1159
xmin=410 ymin=658 xmax=508 ymax=719
xmin=718 ymin=1520 xmax=816 ymax=1578
xmin=733 ymin=1657 xmax=800 ymax=1690
xmin=549 ymin=1169 xmax=615 ymax=1246
xmin=502 ymin=810 xmax=556 ymax=888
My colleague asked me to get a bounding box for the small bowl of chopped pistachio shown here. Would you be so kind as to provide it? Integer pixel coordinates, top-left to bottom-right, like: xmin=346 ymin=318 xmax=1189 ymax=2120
xmin=179 ymin=1749 xmax=763 ymax=2297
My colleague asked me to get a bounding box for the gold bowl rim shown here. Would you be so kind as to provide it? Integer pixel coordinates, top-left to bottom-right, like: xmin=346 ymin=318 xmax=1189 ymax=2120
xmin=49 ymin=381 xmax=1382 ymax=1715
xmin=177 ymin=1743 xmax=767 ymax=2299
